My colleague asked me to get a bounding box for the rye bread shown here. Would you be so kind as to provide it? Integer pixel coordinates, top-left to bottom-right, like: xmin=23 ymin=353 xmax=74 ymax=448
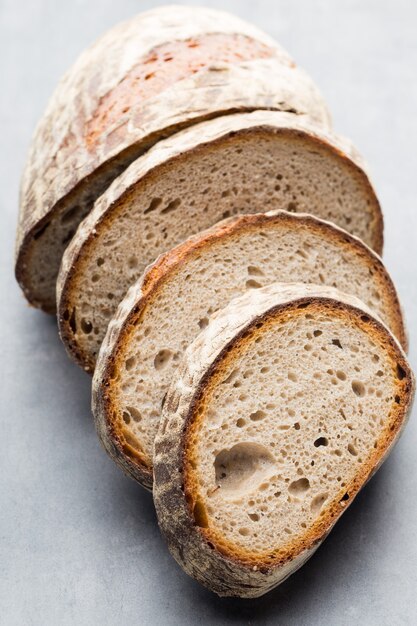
xmin=153 ymin=283 xmax=414 ymax=597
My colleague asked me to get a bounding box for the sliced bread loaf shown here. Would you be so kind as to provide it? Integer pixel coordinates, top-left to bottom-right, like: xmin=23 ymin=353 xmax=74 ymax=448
xmin=15 ymin=4 xmax=331 ymax=313
xmin=57 ymin=110 xmax=383 ymax=373
xmin=92 ymin=211 xmax=404 ymax=489
xmin=153 ymin=283 xmax=414 ymax=597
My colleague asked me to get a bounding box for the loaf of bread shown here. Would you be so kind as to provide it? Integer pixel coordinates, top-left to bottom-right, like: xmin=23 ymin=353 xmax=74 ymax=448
xmin=57 ymin=110 xmax=383 ymax=373
xmin=13 ymin=4 xmax=414 ymax=602
xmin=92 ymin=211 xmax=403 ymax=489
xmin=153 ymin=283 xmax=414 ymax=597
xmin=15 ymin=5 xmax=331 ymax=313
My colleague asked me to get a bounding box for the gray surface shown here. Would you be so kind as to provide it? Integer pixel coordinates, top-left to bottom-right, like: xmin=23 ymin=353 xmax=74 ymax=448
xmin=1 ymin=0 xmax=416 ymax=624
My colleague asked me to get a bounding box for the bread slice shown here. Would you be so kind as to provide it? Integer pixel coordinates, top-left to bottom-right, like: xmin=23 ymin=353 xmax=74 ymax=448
xmin=92 ymin=211 xmax=404 ymax=490
xmin=57 ymin=110 xmax=383 ymax=373
xmin=153 ymin=283 xmax=414 ymax=598
xmin=15 ymin=5 xmax=331 ymax=313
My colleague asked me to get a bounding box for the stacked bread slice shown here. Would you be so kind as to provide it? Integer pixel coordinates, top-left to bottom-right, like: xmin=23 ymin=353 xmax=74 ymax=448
xmin=153 ymin=283 xmax=413 ymax=597
xmin=15 ymin=5 xmax=414 ymax=598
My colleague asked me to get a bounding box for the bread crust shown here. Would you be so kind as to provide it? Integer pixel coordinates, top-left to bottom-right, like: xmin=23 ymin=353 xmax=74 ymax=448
xmin=58 ymin=110 xmax=384 ymax=373
xmin=91 ymin=210 xmax=403 ymax=492
xmin=153 ymin=284 xmax=414 ymax=597
xmin=15 ymin=5 xmax=331 ymax=312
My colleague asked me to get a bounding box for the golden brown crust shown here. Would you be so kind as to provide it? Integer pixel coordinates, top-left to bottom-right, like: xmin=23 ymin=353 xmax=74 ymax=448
xmin=58 ymin=116 xmax=384 ymax=374
xmin=184 ymin=303 xmax=411 ymax=567
xmin=153 ymin=287 xmax=414 ymax=597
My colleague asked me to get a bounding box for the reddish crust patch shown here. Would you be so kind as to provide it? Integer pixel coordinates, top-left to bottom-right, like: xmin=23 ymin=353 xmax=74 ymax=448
xmin=85 ymin=33 xmax=275 ymax=149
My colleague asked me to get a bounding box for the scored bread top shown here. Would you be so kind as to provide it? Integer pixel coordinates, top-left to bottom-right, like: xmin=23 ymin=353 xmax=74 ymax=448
xmin=16 ymin=4 xmax=331 ymax=312
xmin=92 ymin=210 xmax=403 ymax=491
xmin=58 ymin=110 xmax=383 ymax=375
xmin=153 ymin=283 xmax=414 ymax=597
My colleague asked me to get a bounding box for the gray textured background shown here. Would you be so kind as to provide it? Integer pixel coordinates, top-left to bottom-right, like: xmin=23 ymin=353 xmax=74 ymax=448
xmin=1 ymin=1 xmax=416 ymax=624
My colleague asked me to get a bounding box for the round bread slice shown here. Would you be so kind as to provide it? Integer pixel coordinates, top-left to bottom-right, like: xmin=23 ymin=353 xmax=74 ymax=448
xmin=153 ymin=283 xmax=414 ymax=598
xmin=91 ymin=210 xmax=404 ymax=490
xmin=15 ymin=4 xmax=331 ymax=314
xmin=57 ymin=110 xmax=383 ymax=374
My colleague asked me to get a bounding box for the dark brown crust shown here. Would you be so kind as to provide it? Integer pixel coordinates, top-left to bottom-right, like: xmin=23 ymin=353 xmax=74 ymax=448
xmin=58 ymin=121 xmax=384 ymax=374
xmin=90 ymin=209 xmax=402 ymax=491
xmin=153 ymin=293 xmax=414 ymax=597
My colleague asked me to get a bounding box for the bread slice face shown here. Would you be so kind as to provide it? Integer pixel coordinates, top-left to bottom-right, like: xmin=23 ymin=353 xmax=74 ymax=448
xmin=92 ymin=211 xmax=404 ymax=489
xmin=15 ymin=4 xmax=331 ymax=313
xmin=57 ymin=110 xmax=383 ymax=373
xmin=153 ymin=283 xmax=414 ymax=598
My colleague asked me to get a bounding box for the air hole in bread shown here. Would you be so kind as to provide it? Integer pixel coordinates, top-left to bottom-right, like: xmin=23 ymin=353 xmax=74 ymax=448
xmin=161 ymin=198 xmax=181 ymax=215
xmin=288 ymin=477 xmax=310 ymax=497
xmin=249 ymin=410 xmax=266 ymax=422
xmin=128 ymin=256 xmax=138 ymax=270
xmin=214 ymin=443 xmax=275 ymax=496
xmin=144 ymin=197 xmax=162 ymax=215
xmin=310 ymin=492 xmax=328 ymax=515
xmin=80 ymin=318 xmax=92 ymax=334
xmin=246 ymin=279 xmax=263 ymax=289
xmin=198 ymin=317 xmax=209 ymax=330
xmin=332 ymin=339 xmax=343 ymax=349
xmin=247 ymin=265 xmax=264 ymax=277
xmin=347 ymin=443 xmax=358 ymax=456
xmin=351 ymin=380 xmax=365 ymax=397
xmin=125 ymin=356 xmax=136 ymax=370
xmin=124 ymin=406 xmax=142 ymax=422
xmin=296 ymin=248 xmax=308 ymax=260
xmin=154 ymin=349 xmax=173 ymax=370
